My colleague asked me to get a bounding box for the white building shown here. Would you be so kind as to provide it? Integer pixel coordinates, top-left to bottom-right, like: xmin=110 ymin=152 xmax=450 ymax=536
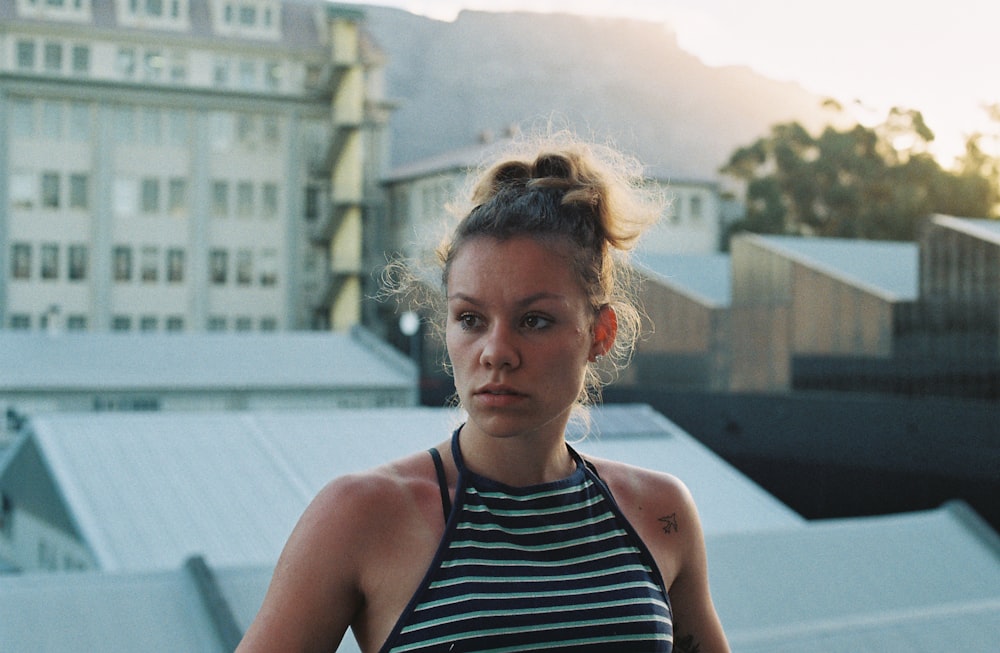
xmin=0 ymin=0 xmax=388 ymax=333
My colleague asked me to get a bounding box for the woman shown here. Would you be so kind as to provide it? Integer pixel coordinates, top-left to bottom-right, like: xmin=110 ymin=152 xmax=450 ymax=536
xmin=237 ymin=136 xmax=730 ymax=652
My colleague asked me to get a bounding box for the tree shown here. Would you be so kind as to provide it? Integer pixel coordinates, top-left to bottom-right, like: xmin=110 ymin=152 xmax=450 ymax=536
xmin=720 ymin=104 xmax=999 ymax=243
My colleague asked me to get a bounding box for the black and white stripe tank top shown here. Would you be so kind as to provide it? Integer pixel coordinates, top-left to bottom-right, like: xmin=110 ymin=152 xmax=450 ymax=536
xmin=378 ymin=428 xmax=673 ymax=652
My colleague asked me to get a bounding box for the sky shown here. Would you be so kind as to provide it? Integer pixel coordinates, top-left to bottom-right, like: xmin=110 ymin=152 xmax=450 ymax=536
xmin=346 ymin=0 xmax=1000 ymax=165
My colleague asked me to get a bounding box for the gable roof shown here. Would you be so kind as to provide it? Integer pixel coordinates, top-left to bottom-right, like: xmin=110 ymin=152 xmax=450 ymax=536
xmin=1 ymin=502 xmax=995 ymax=653
xmin=635 ymin=252 xmax=732 ymax=307
xmin=3 ymin=404 xmax=802 ymax=573
xmin=751 ymin=235 xmax=919 ymax=301
xmin=0 ymin=329 xmax=414 ymax=392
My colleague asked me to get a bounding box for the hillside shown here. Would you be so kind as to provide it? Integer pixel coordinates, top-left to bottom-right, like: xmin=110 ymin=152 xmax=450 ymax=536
xmin=361 ymin=7 xmax=831 ymax=179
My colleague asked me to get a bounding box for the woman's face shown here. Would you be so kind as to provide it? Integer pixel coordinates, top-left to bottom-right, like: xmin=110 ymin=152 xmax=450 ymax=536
xmin=445 ymin=236 xmax=611 ymax=443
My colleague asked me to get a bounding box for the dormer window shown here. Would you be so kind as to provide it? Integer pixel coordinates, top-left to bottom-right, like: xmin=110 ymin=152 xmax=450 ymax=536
xmin=214 ymin=0 xmax=281 ymax=39
xmin=17 ymin=0 xmax=92 ymax=22
xmin=116 ymin=0 xmax=189 ymax=30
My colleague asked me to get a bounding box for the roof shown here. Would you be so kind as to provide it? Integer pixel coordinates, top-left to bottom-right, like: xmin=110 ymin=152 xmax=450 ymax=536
xmin=1 ymin=503 xmax=995 ymax=652
xmin=635 ymin=252 xmax=732 ymax=307
xmin=932 ymin=214 xmax=1000 ymax=246
xmin=382 ymin=138 xmax=515 ymax=184
xmin=710 ymin=501 xmax=1000 ymax=652
xmin=4 ymin=404 xmax=802 ymax=573
xmin=0 ymin=328 xmax=414 ymax=392
xmin=751 ymin=235 xmax=920 ymax=301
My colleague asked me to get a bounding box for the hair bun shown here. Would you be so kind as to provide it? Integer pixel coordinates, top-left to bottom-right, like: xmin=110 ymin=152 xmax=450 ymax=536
xmin=532 ymin=154 xmax=573 ymax=180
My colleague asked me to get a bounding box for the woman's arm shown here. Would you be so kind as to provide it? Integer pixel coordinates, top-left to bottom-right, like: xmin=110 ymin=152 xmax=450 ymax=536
xmin=665 ymin=482 xmax=730 ymax=653
xmin=236 ymin=476 xmax=370 ymax=653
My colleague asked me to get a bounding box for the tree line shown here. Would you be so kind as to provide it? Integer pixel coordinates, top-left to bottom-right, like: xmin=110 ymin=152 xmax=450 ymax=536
xmin=720 ymin=101 xmax=1000 ymax=243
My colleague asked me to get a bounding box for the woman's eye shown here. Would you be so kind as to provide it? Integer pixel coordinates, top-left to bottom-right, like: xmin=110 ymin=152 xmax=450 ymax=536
xmin=523 ymin=314 xmax=551 ymax=330
xmin=458 ymin=313 xmax=481 ymax=329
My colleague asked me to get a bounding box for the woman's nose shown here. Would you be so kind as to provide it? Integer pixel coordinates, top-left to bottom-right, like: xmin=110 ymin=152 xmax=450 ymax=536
xmin=480 ymin=324 xmax=519 ymax=369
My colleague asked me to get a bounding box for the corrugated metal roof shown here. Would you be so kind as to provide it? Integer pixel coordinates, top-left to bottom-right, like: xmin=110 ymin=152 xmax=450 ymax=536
xmin=711 ymin=502 xmax=1000 ymax=652
xmin=636 ymin=252 xmax=732 ymax=307
xmin=933 ymin=214 xmax=1000 ymax=245
xmin=13 ymin=405 xmax=801 ymax=573
xmin=0 ymin=329 xmax=414 ymax=391
xmin=754 ymin=235 xmax=919 ymax=301
xmin=1 ymin=502 xmax=995 ymax=653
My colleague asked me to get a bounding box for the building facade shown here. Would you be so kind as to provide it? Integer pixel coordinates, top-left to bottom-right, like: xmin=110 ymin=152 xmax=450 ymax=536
xmin=0 ymin=0 xmax=386 ymax=333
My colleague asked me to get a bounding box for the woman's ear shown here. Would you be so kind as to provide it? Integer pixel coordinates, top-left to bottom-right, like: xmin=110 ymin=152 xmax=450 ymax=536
xmin=590 ymin=306 xmax=618 ymax=361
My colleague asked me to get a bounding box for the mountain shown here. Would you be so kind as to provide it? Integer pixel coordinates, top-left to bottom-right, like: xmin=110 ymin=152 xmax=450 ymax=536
xmin=361 ymin=7 xmax=830 ymax=179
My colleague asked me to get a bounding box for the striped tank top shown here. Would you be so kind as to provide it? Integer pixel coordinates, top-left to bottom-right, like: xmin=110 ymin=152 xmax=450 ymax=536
xmin=379 ymin=429 xmax=673 ymax=652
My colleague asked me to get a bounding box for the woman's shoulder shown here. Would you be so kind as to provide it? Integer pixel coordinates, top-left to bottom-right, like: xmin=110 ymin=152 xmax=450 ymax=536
xmin=309 ymin=445 xmax=448 ymax=525
xmin=583 ymin=454 xmax=694 ymax=508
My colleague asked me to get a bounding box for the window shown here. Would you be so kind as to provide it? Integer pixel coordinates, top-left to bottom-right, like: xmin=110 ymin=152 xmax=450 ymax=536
xmin=235 ymin=316 xmax=253 ymax=331
xmin=210 ymin=249 xmax=228 ymax=284
xmin=41 ymin=172 xmax=60 ymax=209
xmin=42 ymin=101 xmax=63 ymax=139
xmin=67 ymin=315 xmax=88 ymax=331
xmin=112 ymin=315 xmax=132 ymax=331
xmin=166 ymin=248 xmax=184 ymax=282
xmin=236 ymin=114 xmax=255 ymax=145
xmin=260 ymin=316 xmax=277 ymax=331
xmin=117 ymin=47 xmax=136 ymax=77
xmin=140 ymin=109 xmax=162 ymax=144
xmin=71 ymin=45 xmax=90 ymax=74
xmin=10 ymin=315 xmax=31 ymax=330
xmin=211 ymin=180 xmax=229 ymax=217
xmin=12 ymin=244 xmax=32 ymax=280
xmin=69 ymin=174 xmax=89 ymax=209
xmin=113 ymin=178 xmax=138 ymax=216
xmin=213 ymin=58 xmax=230 ymax=86
xmin=236 ymin=249 xmax=252 ymax=285
xmin=165 ymin=316 xmax=184 ymax=331
xmin=261 ymin=183 xmax=278 ymax=218
xmin=10 ymin=173 xmax=36 ymax=209
xmin=40 ymin=244 xmax=59 ymax=280
xmin=146 ymin=0 xmax=164 ymax=17
xmin=690 ymin=195 xmax=703 ymax=221
xmin=236 ymin=181 xmax=253 ymax=217
xmin=16 ymin=40 xmax=36 ymax=69
xmin=264 ymin=62 xmax=281 ymax=90
xmin=141 ymin=246 xmax=159 ymax=282
xmin=167 ymin=178 xmax=187 ymax=215
xmin=114 ymin=106 xmax=135 ymax=142
xmin=239 ymin=60 xmax=256 ymax=89
xmin=141 ymin=178 xmax=160 ymax=213
xmin=262 ymin=115 xmax=279 ymax=143
xmin=43 ymin=42 xmax=63 ymax=73
xmin=169 ymin=50 xmax=187 ymax=82
xmin=68 ymin=102 xmax=91 ymax=141
xmin=207 ymin=316 xmax=227 ymax=331
xmin=209 ymin=112 xmax=233 ymax=151
xmin=259 ymin=248 xmax=277 ymax=286
xmin=167 ymin=110 xmax=188 ymax=145
xmin=143 ymin=50 xmax=164 ymax=81
xmin=239 ymin=4 xmax=256 ymax=25
xmin=12 ymin=99 xmax=34 ymax=137
xmin=114 ymin=246 xmax=132 ymax=281
xmin=140 ymin=315 xmax=158 ymax=331
xmin=68 ymin=245 xmax=88 ymax=280
xmin=304 ymin=186 xmax=320 ymax=221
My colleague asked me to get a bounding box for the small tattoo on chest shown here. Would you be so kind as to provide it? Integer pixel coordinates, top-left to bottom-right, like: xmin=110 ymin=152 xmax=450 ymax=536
xmin=658 ymin=513 xmax=679 ymax=534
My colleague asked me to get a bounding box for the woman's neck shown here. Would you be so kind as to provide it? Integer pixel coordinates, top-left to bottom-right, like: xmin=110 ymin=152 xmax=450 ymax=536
xmin=458 ymin=422 xmax=577 ymax=487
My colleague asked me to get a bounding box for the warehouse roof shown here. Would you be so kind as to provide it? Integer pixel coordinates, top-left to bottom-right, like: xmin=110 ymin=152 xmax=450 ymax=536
xmin=0 ymin=328 xmax=414 ymax=392
xmin=1 ymin=405 xmax=801 ymax=573
xmin=636 ymin=252 xmax=732 ymax=307
xmin=752 ymin=235 xmax=919 ymax=301
xmin=1 ymin=502 xmax=995 ymax=653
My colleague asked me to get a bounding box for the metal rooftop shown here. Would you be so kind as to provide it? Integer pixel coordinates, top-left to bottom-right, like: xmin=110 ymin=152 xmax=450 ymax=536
xmin=4 ymin=405 xmax=802 ymax=574
xmin=753 ymin=235 xmax=919 ymax=301
xmin=1 ymin=502 xmax=995 ymax=653
xmin=932 ymin=214 xmax=1000 ymax=245
xmin=635 ymin=252 xmax=732 ymax=307
xmin=0 ymin=329 xmax=414 ymax=392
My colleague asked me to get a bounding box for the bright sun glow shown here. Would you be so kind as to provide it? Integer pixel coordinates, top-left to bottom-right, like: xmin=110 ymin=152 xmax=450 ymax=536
xmin=359 ymin=0 xmax=1000 ymax=166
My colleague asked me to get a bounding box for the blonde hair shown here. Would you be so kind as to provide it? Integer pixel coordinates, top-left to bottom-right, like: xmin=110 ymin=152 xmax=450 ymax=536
xmin=436 ymin=133 xmax=662 ymax=402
